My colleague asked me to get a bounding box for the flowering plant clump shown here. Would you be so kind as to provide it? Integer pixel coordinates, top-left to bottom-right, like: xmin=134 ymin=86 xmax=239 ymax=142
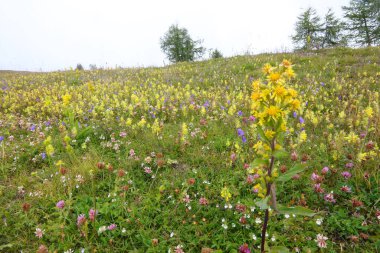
xmin=249 ymin=60 xmax=314 ymax=252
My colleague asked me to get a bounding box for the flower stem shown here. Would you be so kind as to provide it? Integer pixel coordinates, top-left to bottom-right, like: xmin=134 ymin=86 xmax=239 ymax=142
xmin=260 ymin=137 xmax=276 ymax=253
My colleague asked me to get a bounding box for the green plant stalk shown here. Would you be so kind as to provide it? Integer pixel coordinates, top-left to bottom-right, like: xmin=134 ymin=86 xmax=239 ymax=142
xmin=260 ymin=137 xmax=277 ymax=253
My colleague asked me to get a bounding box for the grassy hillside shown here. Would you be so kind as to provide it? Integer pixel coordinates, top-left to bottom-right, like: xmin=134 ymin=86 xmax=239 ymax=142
xmin=0 ymin=47 xmax=379 ymax=252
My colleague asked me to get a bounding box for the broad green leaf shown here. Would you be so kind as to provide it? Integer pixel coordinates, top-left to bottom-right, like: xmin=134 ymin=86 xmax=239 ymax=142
xmin=273 ymin=150 xmax=289 ymax=159
xmin=269 ymin=246 xmax=290 ymax=253
xmin=276 ymin=164 xmax=306 ymax=182
xmin=277 ymin=204 xmax=315 ymax=217
xmin=251 ymin=158 xmax=268 ymax=167
xmin=255 ymin=196 xmax=270 ymax=210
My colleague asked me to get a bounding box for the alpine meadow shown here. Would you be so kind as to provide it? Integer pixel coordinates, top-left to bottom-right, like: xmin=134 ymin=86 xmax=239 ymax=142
xmin=1 ymin=0 xmax=380 ymax=252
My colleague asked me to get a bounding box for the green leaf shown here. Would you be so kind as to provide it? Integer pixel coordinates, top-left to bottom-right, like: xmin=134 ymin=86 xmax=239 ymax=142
xmin=269 ymin=246 xmax=290 ymax=253
xmin=0 ymin=244 xmax=13 ymax=250
xmin=255 ymin=196 xmax=270 ymax=210
xmin=251 ymin=158 xmax=268 ymax=167
xmin=277 ymin=204 xmax=315 ymax=217
xmin=273 ymin=150 xmax=289 ymax=159
xmin=256 ymin=125 xmax=270 ymax=143
xmin=276 ymin=164 xmax=306 ymax=182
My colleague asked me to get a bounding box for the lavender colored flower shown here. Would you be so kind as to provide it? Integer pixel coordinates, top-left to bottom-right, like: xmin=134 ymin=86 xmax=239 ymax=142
xmin=299 ymin=117 xmax=305 ymax=124
xmin=237 ymin=128 xmax=245 ymax=137
xmin=241 ymin=135 xmax=247 ymax=143
xmin=41 ymin=153 xmax=46 ymax=160
xmin=0 ymin=136 xmax=4 ymax=142
xmin=56 ymin=200 xmax=65 ymax=209
xmin=293 ymin=111 xmax=297 ymax=118
xmin=237 ymin=111 xmax=243 ymax=116
xmin=30 ymin=125 xmax=36 ymax=131
xmin=345 ymin=162 xmax=354 ymax=169
xmin=107 ymin=224 xmax=117 ymax=231
xmin=249 ymin=116 xmax=255 ymax=121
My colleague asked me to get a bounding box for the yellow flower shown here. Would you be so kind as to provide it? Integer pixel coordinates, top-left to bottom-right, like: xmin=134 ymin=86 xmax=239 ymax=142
xmin=290 ymin=99 xmax=301 ymax=110
xmin=251 ymin=92 xmax=262 ymax=101
xmin=221 ymin=187 xmax=232 ymax=202
xmin=273 ymin=85 xmax=287 ymax=99
xmin=364 ymin=106 xmax=373 ymax=118
xmin=62 ymin=93 xmax=72 ymax=106
xmin=287 ymin=89 xmax=298 ymax=98
xmin=285 ymin=67 xmax=295 ymax=78
xmin=282 ymin=59 xmax=292 ymax=68
xmin=265 ymin=106 xmax=281 ymax=118
xmin=264 ymin=130 xmax=276 ymax=139
xmin=55 ymin=160 xmax=64 ymax=166
xmin=268 ymin=72 xmax=281 ymax=82
xmin=262 ymin=63 xmax=272 ymax=74
xmin=299 ymin=131 xmax=307 ymax=143
xmin=46 ymin=144 xmax=55 ymax=156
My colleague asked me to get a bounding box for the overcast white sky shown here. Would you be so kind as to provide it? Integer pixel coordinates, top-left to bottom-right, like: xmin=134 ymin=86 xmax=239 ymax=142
xmin=0 ymin=0 xmax=350 ymax=71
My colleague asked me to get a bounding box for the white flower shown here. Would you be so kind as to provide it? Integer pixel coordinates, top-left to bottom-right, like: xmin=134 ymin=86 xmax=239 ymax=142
xmin=98 ymin=226 xmax=107 ymax=234
xmin=222 ymin=224 xmax=228 ymax=230
xmin=271 ymin=235 xmax=276 ymax=241
xmin=284 ymin=214 xmax=290 ymax=219
xmin=252 ymin=234 xmax=257 ymax=240
xmin=122 ymin=228 xmax=126 ymax=233
xmin=250 ymin=206 xmax=255 ymax=212
xmin=255 ymin=218 xmax=262 ymax=224
xmin=316 ymin=218 xmax=323 ymax=225
xmin=170 ymin=232 xmax=175 ymax=237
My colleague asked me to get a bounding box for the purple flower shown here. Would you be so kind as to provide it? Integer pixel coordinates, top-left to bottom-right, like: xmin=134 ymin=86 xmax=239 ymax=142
xmin=249 ymin=116 xmax=255 ymax=121
xmin=293 ymin=111 xmax=297 ymax=118
xmin=299 ymin=117 xmax=305 ymax=124
xmin=345 ymin=162 xmax=354 ymax=169
xmin=241 ymin=135 xmax=247 ymax=143
xmin=30 ymin=125 xmax=36 ymax=131
xmin=341 ymin=171 xmax=352 ymax=179
xmin=237 ymin=111 xmax=243 ymax=116
xmin=0 ymin=136 xmax=4 ymax=142
xmin=41 ymin=153 xmax=46 ymax=160
xmin=77 ymin=214 xmax=86 ymax=226
xmin=107 ymin=224 xmax=117 ymax=231
xmin=56 ymin=200 xmax=65 ymax=209
xmin=237 ymin=128 xmax=245 ymax=137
